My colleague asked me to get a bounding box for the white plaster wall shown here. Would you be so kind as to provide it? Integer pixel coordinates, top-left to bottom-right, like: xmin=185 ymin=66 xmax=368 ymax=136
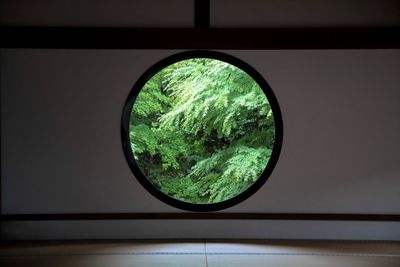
xmin=211 ymin=0 xmax=400 ymax=27
xmin=1 ymin=49 xmax=400 ymax=239
xmin=0 ymin=0 xmax=193 ymax=27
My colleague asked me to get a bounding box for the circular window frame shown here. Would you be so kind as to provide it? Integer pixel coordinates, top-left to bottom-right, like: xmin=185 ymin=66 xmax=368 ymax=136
xmin=121 ymin=50 xmax=283 ymax=212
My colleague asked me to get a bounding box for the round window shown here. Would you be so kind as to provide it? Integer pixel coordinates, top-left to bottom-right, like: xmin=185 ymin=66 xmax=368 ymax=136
xmin=122 ymin=51 xmax=282 ymax=211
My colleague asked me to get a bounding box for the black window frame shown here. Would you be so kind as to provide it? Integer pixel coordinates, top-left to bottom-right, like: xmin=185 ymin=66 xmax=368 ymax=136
xmin=121 ymin=50 xmax=283 ymax=211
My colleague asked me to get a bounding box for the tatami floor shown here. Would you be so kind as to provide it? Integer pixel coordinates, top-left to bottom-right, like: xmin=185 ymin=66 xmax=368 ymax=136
xmin=1 ymin=240 xmax=399 ymax=267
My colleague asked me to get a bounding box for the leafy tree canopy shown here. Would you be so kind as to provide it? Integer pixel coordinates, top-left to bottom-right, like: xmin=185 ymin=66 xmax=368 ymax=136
xmin=130 ymin=58 xmax=275 ymax=203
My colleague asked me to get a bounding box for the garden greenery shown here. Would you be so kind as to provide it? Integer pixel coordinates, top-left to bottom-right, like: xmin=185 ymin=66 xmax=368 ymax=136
xmin=129 ymin=58 xmax=275 ymax=203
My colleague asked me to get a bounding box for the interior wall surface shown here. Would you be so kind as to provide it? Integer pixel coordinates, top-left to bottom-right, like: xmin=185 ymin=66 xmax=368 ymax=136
xmin=0 ymin=0 xmax=194 ymax=27
xmin=1 ymin=49 xmax=400 ymax=240
xmin=211 ymin=0 xmax=400 ymax=27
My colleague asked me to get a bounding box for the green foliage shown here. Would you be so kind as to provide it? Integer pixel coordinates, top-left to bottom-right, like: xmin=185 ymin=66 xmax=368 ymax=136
xmin=130 ymin=58 xmax=275 ymax=203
